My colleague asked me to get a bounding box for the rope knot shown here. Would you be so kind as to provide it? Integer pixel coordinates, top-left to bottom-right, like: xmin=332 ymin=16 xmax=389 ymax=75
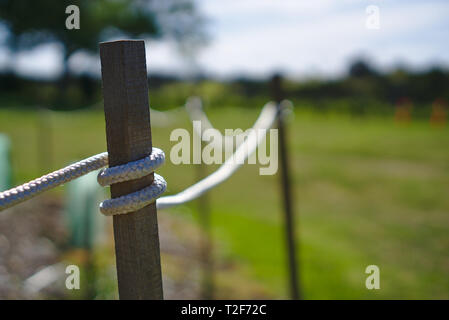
xmin=97 ymin=147 xmax=167 ymax=216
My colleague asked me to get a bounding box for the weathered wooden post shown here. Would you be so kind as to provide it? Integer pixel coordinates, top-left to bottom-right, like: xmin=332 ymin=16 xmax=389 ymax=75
xmin=100 ymin=40 xmax=163 ymax=299
xmin=271 ymin=74 xmax=300 ymax=300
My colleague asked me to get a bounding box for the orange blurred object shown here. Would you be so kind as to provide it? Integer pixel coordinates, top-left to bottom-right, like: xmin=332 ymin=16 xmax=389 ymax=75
xmin=430 ymin=99 xmax=447 ymax=126
xmin=394 ymin=97 xmax=413 ymax=124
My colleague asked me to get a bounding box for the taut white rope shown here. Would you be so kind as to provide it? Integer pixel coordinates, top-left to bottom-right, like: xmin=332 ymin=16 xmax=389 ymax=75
xmin=157 ymin=101 xmax=280 ymax=209
xmin=0 ymin=148 xmax=166 ymax=215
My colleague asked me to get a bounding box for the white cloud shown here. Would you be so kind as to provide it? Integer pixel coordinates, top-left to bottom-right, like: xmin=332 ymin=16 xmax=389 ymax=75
xmin=145 ymin=40 xmax=193 ymax=75
xmin=14 ymin=43 xmax=63 ymax=79
xmin=195 ymin=0 xmax=449 ymax=78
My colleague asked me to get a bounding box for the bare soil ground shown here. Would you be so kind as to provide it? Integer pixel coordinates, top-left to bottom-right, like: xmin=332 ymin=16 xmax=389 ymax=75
xmin=0 ymin=195 xmax=272 ymax=299
xmin=0 ymin=196 xmax=66 ymax=299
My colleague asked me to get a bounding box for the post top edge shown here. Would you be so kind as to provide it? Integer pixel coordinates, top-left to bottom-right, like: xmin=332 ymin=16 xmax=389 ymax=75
xmin=99 ymin=39 xmax=145 ymax=47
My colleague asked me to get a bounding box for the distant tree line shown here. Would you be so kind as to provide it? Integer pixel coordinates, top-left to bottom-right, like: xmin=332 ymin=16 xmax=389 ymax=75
xmin=0 ymin=59 xmax=447 ymax=116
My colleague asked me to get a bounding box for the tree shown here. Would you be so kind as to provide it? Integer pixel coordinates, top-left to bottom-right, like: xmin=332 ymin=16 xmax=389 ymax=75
xmin=348 ymin=59 xmax=377 ymax=78
xmin=0 ymin=0 xmax=206 ymax=77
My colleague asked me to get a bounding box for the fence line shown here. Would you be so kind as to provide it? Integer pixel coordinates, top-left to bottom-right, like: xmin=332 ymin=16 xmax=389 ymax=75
xmin=0 ymin=101 xmax=280 ymax=213
xmin=0 ymin=41 xmax=297 ymax=300
xmin=157 ymin=101 xmax=279 ymax=209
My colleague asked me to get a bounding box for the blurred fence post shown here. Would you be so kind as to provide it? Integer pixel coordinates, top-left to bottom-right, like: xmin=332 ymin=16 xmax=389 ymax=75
xmin=271 ymin=74 xmax=300 ymax=300
xmin=0 ymin=134 xmax=12 ymax=191
xmin=100 ymin=40 xmax=163 ymax=299
xmin=196 ymin=153 xmax=214 ymax=299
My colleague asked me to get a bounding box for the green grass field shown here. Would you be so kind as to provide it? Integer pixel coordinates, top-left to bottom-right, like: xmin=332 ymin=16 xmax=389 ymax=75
xmin=1 ymin=104 xmax=448 ymax=299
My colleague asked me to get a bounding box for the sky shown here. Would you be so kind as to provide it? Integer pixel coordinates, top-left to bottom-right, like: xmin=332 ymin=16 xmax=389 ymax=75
xmin=0 ymin=0 xmax=448 ymax=80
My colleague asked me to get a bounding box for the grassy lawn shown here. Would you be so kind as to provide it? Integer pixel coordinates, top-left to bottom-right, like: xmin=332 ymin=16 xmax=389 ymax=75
xmin=1 ymin=105 xmax=448 ymax=299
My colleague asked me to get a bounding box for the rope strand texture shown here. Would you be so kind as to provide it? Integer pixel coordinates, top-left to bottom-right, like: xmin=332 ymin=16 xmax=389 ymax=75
xmin=97 ymin=148 xmax=166 ymax=216
xmin=0 ymin=148 xmax=166 ymax=215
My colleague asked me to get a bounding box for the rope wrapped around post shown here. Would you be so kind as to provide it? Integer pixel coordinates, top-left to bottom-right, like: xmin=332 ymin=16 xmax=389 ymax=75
xmin=97 ymin=148 xmax=166 ymax=216
xmin=0 ymin=148 xmax=167 ymax=215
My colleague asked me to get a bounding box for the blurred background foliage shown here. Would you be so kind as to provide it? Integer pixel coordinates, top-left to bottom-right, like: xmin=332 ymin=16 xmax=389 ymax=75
xmin=0 ymin=0 xmax=206 ymax=109
xmin=0 ymin=59 xmax=448 ymax=118
xmin=0 ymin=0 xmax=205 ymax=64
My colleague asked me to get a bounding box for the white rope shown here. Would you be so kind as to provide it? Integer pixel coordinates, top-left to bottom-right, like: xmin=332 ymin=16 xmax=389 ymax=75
xmin=0 ymin=148 xmax=167 ymax=216
xmin=0 ymin=100 xmax=289 ymax=214
xmin=185 ymin=97 xmax=243 ymax=149
xmin=149 ymin=106 xmax=184 ymax=127
xmin=157 ymin=101 xmax=279 ymax=209
xmin=97 ymin=149 xmax=165 ymax=187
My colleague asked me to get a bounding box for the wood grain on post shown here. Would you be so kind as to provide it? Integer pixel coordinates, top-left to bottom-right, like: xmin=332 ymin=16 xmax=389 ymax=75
xmin=100 ymin=40 xmax=163 ymax=299
xmin=271 ymin=74 xmax=300 ymax=300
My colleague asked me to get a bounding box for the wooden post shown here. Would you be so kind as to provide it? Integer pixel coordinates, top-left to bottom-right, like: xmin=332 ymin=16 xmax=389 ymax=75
xmin=196 ymin=160 xmax=214 ymax=299
xmin=100 ymin=40 xmax=163 ymax=299
xmin=271 ymin=74 xmax=300 ymax=300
